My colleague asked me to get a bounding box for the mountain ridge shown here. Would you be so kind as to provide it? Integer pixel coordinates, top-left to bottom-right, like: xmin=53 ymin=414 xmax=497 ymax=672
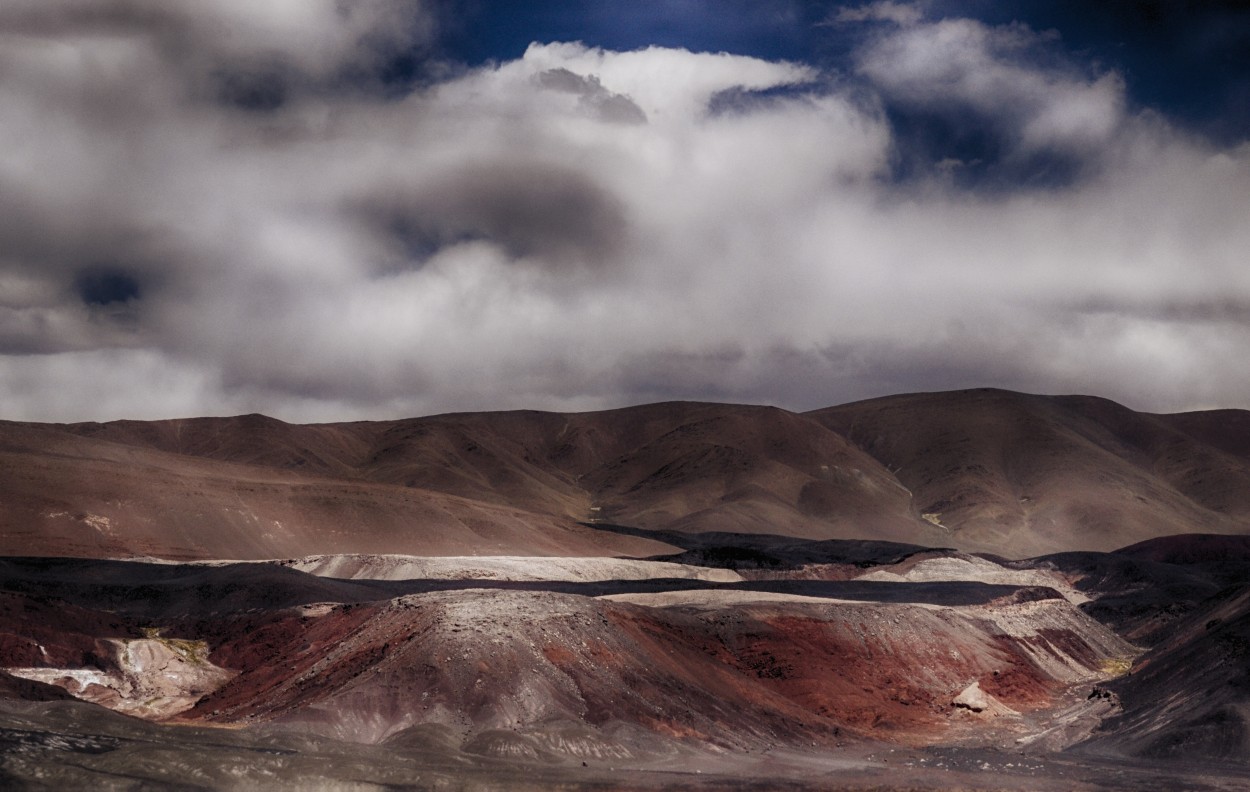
xmin=1 ymin=388 xmax=1247 ymax=560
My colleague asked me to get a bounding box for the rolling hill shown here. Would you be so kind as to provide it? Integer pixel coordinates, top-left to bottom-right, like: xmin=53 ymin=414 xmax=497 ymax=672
xmin=1 ymin=389 xmax=1247 ymax=560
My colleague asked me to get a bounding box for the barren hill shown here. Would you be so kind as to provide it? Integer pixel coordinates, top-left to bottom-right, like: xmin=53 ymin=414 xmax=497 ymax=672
xmin=809 ymin=388 xmax=1250 ymax=556
xmin=2 ymin=535 xmax=1249 ymax=788
xmin=2 ymin=389 xmax=1248 ymax=560
xmin=0 ymin=554 xmax=1134 ymax=747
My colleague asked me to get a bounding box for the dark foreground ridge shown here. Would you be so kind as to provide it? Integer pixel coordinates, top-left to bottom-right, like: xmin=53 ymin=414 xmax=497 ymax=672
xmin=3 ymin=698 xmax=1248 ymax=792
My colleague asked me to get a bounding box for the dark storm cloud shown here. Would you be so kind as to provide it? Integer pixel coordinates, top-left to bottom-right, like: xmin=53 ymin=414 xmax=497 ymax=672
xmin=1068 ymin=297 xmax=1250 ymax=328
xmin=75 ymin=269 xmax=142 ymax=307
xmin=0 ymin=172 xmax=184 ymax=355
xmin=212 ymin=60 xmax=296 ymax=112
xmin=0 ymin=1 xmax=1248 ymax=421
xmin=363 ymin=162 xmax=631 ymax=271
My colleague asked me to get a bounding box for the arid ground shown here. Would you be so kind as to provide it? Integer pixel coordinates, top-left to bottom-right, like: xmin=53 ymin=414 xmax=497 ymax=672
xmin=2 ymin=389 xmax=1249 ymax=790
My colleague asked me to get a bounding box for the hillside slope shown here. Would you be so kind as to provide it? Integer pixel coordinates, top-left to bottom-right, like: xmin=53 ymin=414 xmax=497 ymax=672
xmin=2 ymin=389 xmax=1248 ymax=559
xmin=809 ymin=389 xmax=1250 ymax=555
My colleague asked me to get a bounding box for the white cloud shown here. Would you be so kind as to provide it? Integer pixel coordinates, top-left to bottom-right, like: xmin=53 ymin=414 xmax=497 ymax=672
xmin=519 ymin=42 xmax=817 ymax=120
xmin=856 ymin=18 xmax=1128 ymax=164
xmin=0 ymin=6 xmax=1248 ymax=422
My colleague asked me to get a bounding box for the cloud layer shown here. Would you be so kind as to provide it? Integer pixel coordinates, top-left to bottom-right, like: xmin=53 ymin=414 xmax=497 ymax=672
xmin=1 ymin=2 xmax=1248 ymax=421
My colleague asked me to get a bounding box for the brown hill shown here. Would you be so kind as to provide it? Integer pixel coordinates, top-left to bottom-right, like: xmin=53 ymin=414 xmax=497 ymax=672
xmin=809 ymin=389 xmax=1250 ymax=556
xmin=0 ymin=420 xmax=672 ymax=560
xmin=566 ymin=404 xmax=918 ymax=540
xmin=0 ymin=403 xmax=931 ymax=560
xmin=2 ymin=389 xmax=1248 ymax=560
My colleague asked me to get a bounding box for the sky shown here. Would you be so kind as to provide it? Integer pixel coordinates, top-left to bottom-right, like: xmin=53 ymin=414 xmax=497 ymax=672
xmin=1 ymin=1 xmax=1248 ymax=422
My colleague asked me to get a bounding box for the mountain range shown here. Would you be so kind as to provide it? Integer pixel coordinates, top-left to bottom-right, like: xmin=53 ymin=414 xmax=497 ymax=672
xmin=3 ymin=388 xmax=1248 ymax=560
xmin=1 ymin=388 xmax=1248 ymax=790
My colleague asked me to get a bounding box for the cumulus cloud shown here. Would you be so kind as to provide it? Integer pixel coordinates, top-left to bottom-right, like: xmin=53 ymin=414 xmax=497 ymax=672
xmin=0 ymin=4 xmax=1247 ymax=421
xmin=851 ymin=15 xmax=1128 ymax=186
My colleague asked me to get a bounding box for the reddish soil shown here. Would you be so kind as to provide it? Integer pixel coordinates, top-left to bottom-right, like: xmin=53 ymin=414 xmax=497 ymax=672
xmin=0 ymin=554 xmax=1130 ymax=751
xmin=0 ymin=591 xmax=141 ymax=668
xmin=156 ymin=585 xmax=1128 ymax=749
xmin=0 ymin=540 xmax=1245 ymax=788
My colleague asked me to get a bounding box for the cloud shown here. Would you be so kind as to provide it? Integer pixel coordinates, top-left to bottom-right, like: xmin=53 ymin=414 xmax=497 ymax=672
xmin=0 ymin=4 xmax=1248 ymax=421
xmin=854 ymin=17 xmax=1128 ymax=186
xmin=535 ymin=68 xmax=648 ymax=125
xmin=831 ymin=2 xmax=925 ymax=27
xmin=362 ymin=160 xmax=632 ymax=271
xmin=0 ymin=0 xmax=433 ymax=89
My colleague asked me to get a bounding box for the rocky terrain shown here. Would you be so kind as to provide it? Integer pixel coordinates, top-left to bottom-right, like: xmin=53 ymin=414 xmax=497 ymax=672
xmin=1 ymin=534 xmax=1248 ymax=789
xmin=0 ymin=389 xmax=1248 ymax=789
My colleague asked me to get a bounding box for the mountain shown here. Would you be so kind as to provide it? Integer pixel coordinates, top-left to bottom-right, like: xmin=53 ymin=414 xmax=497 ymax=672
xmin=3 ymin=388 xmax=1250 ymax=788
xmin=0 ymin=416 xmax=674 ymax=560
xmin=809 ymin=388 xmax=1250 ymax=556
xmin=2 ymin=389 xmax=1247 ymax=561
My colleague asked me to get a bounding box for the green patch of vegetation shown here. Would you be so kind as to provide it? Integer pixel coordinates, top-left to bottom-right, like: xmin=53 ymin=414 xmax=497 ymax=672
xmin=132 ymin=632 xmax=210 ymax=667
xmin=1099 ymin=656 xmax=1133 ymax=677
xmin=157 ymin=638 xmax=208 ymax=666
